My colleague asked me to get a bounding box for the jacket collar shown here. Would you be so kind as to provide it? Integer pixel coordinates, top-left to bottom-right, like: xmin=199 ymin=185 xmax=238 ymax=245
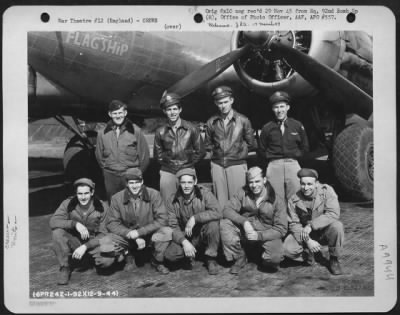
xmin=123 ymin=185 xmax=150 ymax=204
xmin=243 ymin=181 xmax=276 ymax=204
xmin=173 ymin=185 xmax=203 ymax=203
xmin=211 ymin=110 xmax=238 ymax=123
xmin=104 ymin=118 xmax=135 ymax=134
xmin=291 ymin=184 xmax=325 ymax=211
xmin=67 ymin=196 xmax=104 ymax=212
xmin=166 ymin=118 xmax=189 ymax=131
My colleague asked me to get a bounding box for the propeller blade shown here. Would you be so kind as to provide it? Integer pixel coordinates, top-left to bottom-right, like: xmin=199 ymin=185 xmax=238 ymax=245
xmin=269 ymin=38 xmax=373 ymax=120
xmin=167 ymin=44 xmax=251 ymax=98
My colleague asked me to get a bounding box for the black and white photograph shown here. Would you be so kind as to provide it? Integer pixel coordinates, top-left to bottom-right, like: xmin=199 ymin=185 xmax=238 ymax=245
xmin=3 ymin=5 xmax=397 ymax=313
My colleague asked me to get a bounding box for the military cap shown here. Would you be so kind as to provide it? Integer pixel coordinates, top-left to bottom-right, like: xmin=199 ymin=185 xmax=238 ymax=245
xmin=246 ymin=166 xmax=264 ymax=181
xmin=108 ymin=99 xmax=127 ymax=112
xmin=212 ymin=86 xmax=233 ymax=100
xmin=176 ymin=168 xmax=197 ymax=179
xmin=297 ymin=168 xmax=319 ymax=179
xmin=269 ymin=91 xmax=291 ymax=106
xmin=125 ymin=168 xmax=143 ymax=181
xmin=160 ymin=92 xmax=181 ymax=109
xmin=73 ymin=178 xmax=95 ymax=189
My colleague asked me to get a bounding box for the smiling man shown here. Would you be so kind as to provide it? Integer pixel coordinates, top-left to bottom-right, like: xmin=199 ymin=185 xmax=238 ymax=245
xmin=164 ymin=168 xmax=222 ymax=275
xmin=220 ymin=167 xmax=287 ymax=275
xmin=96 ymin=100 xmax=150 ymax=201
xmin=105 ymin=168 xmax=172 ymax=274
xmin=154 ymin=93 xmax=205 ymax=203
xmin=259 ymin=91 xmax=309 ymax=203
xmin=205 ymin=86 xmax=256 ymax=208
xmin=49 ymin=178 xmax=110 ymax=285
xmin=283 ymin=168 xmax=344 ymax=275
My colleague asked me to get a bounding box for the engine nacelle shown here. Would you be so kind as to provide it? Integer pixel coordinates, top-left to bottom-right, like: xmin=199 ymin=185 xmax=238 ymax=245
xmin=231 ymin=31 xmax=347 ymax=98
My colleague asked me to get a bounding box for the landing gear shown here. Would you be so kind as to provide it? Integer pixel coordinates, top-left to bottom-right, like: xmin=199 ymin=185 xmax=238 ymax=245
xmin=63 ymin=129 xmax=105 ymax=198
xmin=332 ymin=124 xmax=373 ymax=201
xmin=55 ymin=115 xmax=105 ymax=197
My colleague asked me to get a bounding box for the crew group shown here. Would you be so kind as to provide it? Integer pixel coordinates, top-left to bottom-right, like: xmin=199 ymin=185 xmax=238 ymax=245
xmin=50 ymin=86 xmax=345 ymax=285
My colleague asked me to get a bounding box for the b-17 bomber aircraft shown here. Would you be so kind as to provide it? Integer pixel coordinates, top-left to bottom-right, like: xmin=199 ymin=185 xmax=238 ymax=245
xmin=28 ymin=30 xmax=373 ymax=201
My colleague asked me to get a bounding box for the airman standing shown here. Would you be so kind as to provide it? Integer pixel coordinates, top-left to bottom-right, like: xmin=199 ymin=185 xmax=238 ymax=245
xmin=95 ymin=100 xmax=150 ymax=201
xmin=205 ymin=86 xmax=257 ymax=208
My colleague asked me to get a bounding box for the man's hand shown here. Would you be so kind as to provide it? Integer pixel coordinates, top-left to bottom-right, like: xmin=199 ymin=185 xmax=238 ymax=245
xmin=182 ymin=239 xmax=197 ymax=258
xmin=306 ymin=239 xmax=321 ymax=253
xmin=300 ymin=224 xmax=312 ymax=241
xmin=185 ymin=217 xmax=196 ymax=237
xmin=136 ymin=238 xmax=146 ymax=250
xmin=72 ymin=244 xmax=87 ymax=260
xmin=243 ymin=221 xmax=258 ymax=240
xmin=75 ymin=222 xmax=89 ymax=240
xmin=127 ymin=230 xmax=139 ymax=240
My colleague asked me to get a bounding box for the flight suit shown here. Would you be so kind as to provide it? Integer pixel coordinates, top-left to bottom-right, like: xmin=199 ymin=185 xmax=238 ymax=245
xmin=49 ymin=196 xmax=114 ymax=269
xmin=105 ymin=186 xmax=172 ymax=264
xmin=220 ymin=185 xmax=287 ymax=267
xmin=283 ymin=183 xmax=344 ymax=261
xmin=164 ymin=185 xmax=222 ymax=262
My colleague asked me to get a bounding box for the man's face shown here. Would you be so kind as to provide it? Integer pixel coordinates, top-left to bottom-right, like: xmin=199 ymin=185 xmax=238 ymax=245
xmin=272 ymin=102 xmax=290 ymax=121
xmin=215 ymin=96 xmax=234 ymax=115
xmin=300 ymin=177 xmax=317 ymax=197
xmin=76 ymin=185 xmax=94 ymax=206
xmin=163 ymin=105 xmax=182 ymax=123
xmin=248 ymin=174 xmax=267 ymax=196
xmin=127 ymin=179 xmax=143 ymax=195
xmin=108 ymin=107 xmax=127 ymax=126
xmin=179 ymin=175 xmax=197 ymax=196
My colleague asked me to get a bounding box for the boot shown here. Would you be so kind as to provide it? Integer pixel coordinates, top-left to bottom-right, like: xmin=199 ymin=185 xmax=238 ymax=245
xmin=261 ymin=259 xmax=280 ymax=272
xmin=57 ymin=266 xmax=71 ymax=285
xmin=206 ymin=257 xmax=219 ymax=275
xmin=124 ymin=255 xmax=136 ymax=271
xmin=229 ymin=255 xmax=247 ymax=275
xmin=328 ymin=256 xmax=343 ymax=275
xmin=151 ymin=260 xmax=170 ymax=275
xmin=303 ymin=249 xmax=315 ymax=266
xmin=181 ymin=258 xmax=194 ymax=270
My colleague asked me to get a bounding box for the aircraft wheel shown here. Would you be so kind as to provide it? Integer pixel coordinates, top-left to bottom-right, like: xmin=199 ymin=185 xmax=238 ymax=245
xmin=332 ymin=124 xmax=373 ymax=201
xmin=63 ymin=131 xmax=105 ymax=196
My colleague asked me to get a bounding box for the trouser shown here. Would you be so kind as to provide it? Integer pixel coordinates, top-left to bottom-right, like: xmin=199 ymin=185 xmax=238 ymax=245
xmin=164 ymin=221 xmax=220 ymax=262
xmin=283 ymin=221 xmax=345 ymax=260
xmin=220 ymin=219 xmax=284 ymax=265
xmin=266 ymin=159 xmax=301 ymax=203
xmin=210 ymin=162 xmax=247 ymax=209
xmin=103 ymin=169 xmax=130 ymax=202
xmin=102 ymin=227 xmax=172 ymax=263
xmin=159 ymin=170 xmax=180 ymax=203
xmin=51 ymin=229 xmax=115 ymax=269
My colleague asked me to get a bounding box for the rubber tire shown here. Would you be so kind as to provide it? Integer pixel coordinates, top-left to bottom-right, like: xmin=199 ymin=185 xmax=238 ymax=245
xmin=63 ymin=131 xmax=105 ymax=197
xmin=332 ymin=124 xmax=373 ymax=201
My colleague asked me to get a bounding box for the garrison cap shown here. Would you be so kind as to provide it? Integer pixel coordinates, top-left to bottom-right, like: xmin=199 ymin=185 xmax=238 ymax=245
xmin=124 ymin=168 xmax=143 ymax=181
xmin=246 ymin=166 xmax=264 ymax=181
xmin=297 ymin=168 xmax=319 ymax=179
xmin=212 ymin=86 xmax=233 ymax=100
xmin=269 ymin=91 xmax=291 ymax=106
xmin=160 ymin=92 xmax=181 ymax=109
xmin=73 ymin=178 xmax=95 ymax=189
xmin=176 ymin=168 xmax=197 ymax=179
xmin=108 ymin=99 xmax=127 ymax=112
